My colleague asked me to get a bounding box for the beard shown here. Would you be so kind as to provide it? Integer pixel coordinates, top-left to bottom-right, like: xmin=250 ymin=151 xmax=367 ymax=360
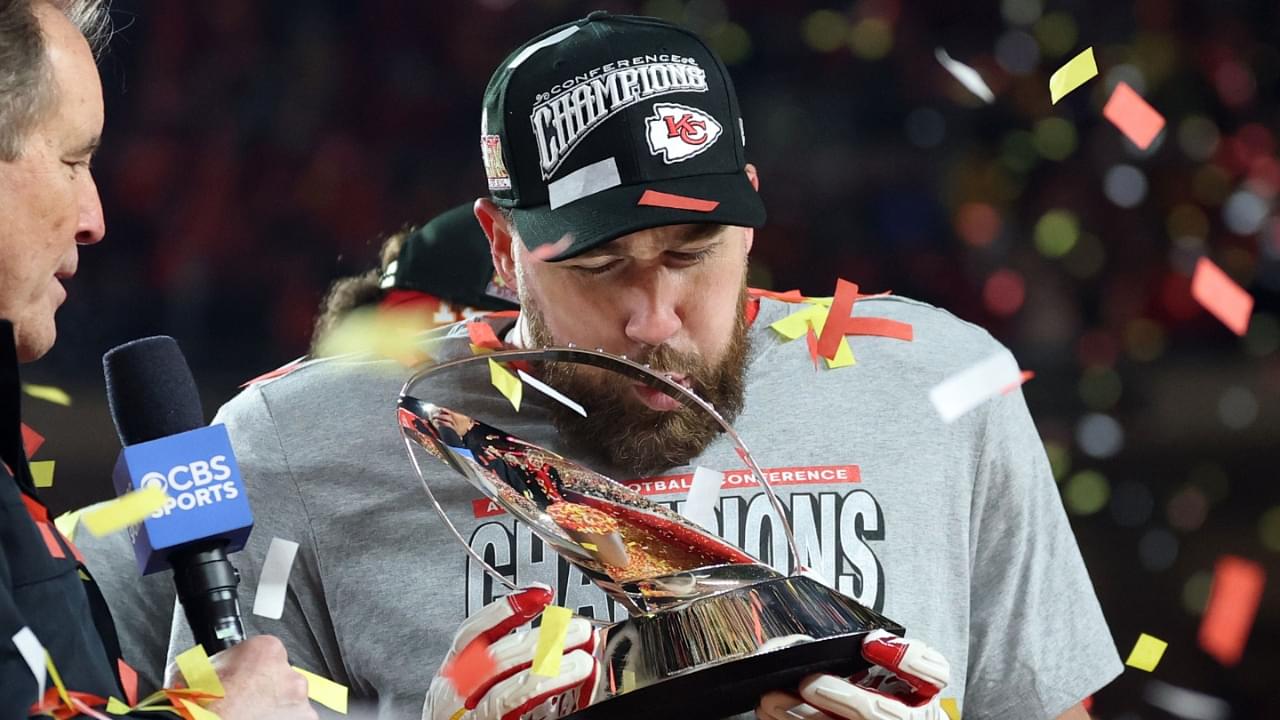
xmin=522 ymin=282 xmax=751 ymax=477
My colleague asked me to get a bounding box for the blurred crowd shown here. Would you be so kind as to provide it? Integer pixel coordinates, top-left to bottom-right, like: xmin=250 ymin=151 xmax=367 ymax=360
xmin=22 ymin=0 xmax=1279 ymax=715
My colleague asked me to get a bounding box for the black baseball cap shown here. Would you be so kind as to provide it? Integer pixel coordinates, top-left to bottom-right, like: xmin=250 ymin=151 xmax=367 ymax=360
xmin=480 ymin=11 xmax=765 ymax=261
xmin=383 ymin=203 xmax=519 ymax=310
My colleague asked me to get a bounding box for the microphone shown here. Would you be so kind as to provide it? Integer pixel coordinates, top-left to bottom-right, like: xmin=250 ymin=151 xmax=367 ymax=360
xmin=104 ymin=336 xmax=255 ymax=653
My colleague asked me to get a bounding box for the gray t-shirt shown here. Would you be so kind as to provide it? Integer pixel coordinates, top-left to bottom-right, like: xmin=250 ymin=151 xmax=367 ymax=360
xmin=164 ymin=296 xmax=1122 ymax=719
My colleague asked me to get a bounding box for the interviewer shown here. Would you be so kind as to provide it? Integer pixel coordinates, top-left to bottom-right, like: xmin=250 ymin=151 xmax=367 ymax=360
xmin=0 ymin=1 xmax=316 ymax=717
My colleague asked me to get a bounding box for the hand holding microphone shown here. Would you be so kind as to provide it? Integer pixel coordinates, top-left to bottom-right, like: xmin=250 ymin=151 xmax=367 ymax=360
xmin=105 ymin=336 xmax=317 ymax=719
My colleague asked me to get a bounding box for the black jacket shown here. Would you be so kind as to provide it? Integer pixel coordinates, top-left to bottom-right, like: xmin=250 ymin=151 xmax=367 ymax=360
xmin=0 ymin=321 xmax=174 ymax=719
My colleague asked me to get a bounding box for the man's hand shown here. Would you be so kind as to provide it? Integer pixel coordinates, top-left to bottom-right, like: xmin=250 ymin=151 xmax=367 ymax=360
xmin=423 ymin=585 xmax=600 ymax=720
xmin=168 ymin=635 xmax=318 ymax=720
xmin=757 ymin=631 xmax=950 ymax=720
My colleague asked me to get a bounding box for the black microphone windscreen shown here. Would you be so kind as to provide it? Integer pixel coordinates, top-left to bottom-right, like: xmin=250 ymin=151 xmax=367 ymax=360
xmin=104 ymin=336 xmax=205 ymax=446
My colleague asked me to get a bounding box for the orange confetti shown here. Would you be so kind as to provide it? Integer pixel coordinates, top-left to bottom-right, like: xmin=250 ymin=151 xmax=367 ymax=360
xmin=804 ymin=322 xmax=820 ymax=370
xmin=842 ymin=316 xmax=914 ymax=342
xmin=748 ymin=287 xmax=805 ymax=303
xmin=441 ymin=636 xmax=496 ymax=700
xmin=1102 ymin=82 xmax=1166 ymax=150
xmin=35 ymin=521 xmax=65 ymax=560
xmin=1000 ymin=370 xmax=1036 ymax=395
xmin=118 ymin=658 xmax=139 ymax=706
xmin=1198 ymin=555 xmax=1265 ymax=666
xmin=816 ymin=279 xmax=860 ymax=360
xmin=1191 ymin=257 xmax=1254 ymax=336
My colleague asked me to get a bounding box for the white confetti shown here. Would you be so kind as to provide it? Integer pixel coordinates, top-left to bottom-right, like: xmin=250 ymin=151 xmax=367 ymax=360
xmin=1144 ymin=680 xmax=1230 ymax=720
xmin=682 ymin=466 xmax=724 ymax=532
xmin=12 ymin=626 xmax=46 ymax=701
xmin=517 ymin=369 xmax=587 ymax=417
xmin=252 ymin=537 xmax=300 ymax=620
xmin=935 ymin=48 xmax=996 ymax=104
xmin=929 ymin=350 xmax=1022 ymax=423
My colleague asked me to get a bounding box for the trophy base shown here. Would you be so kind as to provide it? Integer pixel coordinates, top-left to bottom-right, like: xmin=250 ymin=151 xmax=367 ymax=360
xmin=568 ymin=575 xmax=904 ymax=720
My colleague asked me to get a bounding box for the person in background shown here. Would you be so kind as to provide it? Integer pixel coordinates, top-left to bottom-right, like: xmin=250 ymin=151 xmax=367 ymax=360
xmin=0 ymin=1 xmax=317 ymax=716
xmin=310 ymin=203 xmax=518 ymax=353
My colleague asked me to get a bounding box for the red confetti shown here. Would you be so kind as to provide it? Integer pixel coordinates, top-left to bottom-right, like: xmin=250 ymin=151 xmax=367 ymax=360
xmin=1198 ymin=555 xmax=1265 ymax=666
xmin=804 ymin=322 xmax=820 ymax=370
xmin=21 ymin=423 xmax=44 ymax=458
xmin=1191 ymin=257 xmax=1254 ymax=336
xmin=816 ymin=280 xmax=860 ymax=361
xmin=1102 ymin=82 xmax=1166 ymax=150
xmin=637 ymin=189 xmax=720 ymax=212
xmin=441 ymin=637 xmax=496 ymax=701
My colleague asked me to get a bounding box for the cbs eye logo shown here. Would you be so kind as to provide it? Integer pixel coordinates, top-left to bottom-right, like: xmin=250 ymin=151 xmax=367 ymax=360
xmin=140 ymin=456 xmax=240 ymax=516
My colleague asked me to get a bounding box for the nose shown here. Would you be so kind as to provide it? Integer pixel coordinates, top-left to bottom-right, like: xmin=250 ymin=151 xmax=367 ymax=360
xmin=622 ymin=273 xmax=683 ymax=349
xmin=76 ymin=173 xmax=106 ymax=245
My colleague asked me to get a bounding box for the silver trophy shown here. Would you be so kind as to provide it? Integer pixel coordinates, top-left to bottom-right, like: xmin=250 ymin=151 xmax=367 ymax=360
xmin=398 ymin=347 xmax=903 ymax=719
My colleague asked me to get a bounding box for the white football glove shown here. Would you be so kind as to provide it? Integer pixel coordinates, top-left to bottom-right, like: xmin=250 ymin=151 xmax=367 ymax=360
xmin=423 ymin=585 xmax=601 ymax=720
xmin=756 ymin=630 xmax=951 ymax=720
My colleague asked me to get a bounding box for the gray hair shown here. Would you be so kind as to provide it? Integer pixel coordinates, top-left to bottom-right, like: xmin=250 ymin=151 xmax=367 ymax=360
xmin=0 ymin=0 xmax=110 ymax=161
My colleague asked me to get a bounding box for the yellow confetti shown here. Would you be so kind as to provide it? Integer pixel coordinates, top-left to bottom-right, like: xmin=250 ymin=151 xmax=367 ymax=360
xmin=470 ymin=343 xmax=494 ymax=355
xmin=770 ymin=306 xmax=827 ymax=341
xmin=106 ymin=698 xmax=131 ymax=713
xmin=175 ymin=645 xmax=226 ymax=697
xmin=294 ymin=666 xmax=349 ymax=714
xmin=23 ymin=383 xmax=72 ymax=406
xmin=581 ymin=542 xmax=599 ymax=552
xmin=771 ymin=305 xmax=855 ymax=367
xmin=315 ymin=306 xmax=431 ymax=366
xmin=531 ymin=605 xmax=573 ymax=677
xmin=489 ymin=359 xmax=522 ymax=411
xmin=1125 ymin=632 xmax=1168 ymax=672
xmin=1049 ymin=47 xmax=1097 ymax=104
xmin=30 ymin=460 xmax=55 ymax=488
xmin=179 ymin=697 xmax=223 ymax=720
xmin=53 ymin=509 xmax=82 ymax=541
xmin=45 ymin=652 xmax=71 ymax=707
xmin=825 ymin=335 xmax=855 ymax=369
xmin=941 ymin=697 xmax=961 ymax=719
xmin=80 ymin=485 xmax=168 ymax=537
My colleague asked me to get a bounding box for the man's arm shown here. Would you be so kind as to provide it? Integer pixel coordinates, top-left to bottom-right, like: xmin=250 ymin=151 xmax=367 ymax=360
xmin=964 ymin=375 xmax=1122 ymax=718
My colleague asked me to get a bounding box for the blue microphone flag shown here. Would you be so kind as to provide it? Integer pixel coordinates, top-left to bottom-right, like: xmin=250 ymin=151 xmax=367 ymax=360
xmin=112 ymin=424 xmax=254 ymax=575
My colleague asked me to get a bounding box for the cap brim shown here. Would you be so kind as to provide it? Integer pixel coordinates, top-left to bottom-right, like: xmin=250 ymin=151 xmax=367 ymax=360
xmin=509 ymin=170 xmax=765 ymax=261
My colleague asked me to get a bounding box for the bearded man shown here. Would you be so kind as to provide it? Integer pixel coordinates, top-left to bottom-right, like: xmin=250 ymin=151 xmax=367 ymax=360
xmin=161 ymin=12 xmax=1120 ymax=720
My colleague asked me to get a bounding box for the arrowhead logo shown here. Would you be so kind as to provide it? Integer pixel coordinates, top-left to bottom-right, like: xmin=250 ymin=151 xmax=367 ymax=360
xmin=645 ymin=103 xmax=723 ymax=164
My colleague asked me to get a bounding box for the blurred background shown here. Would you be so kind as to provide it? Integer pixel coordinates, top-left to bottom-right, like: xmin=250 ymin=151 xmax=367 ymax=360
xmin=19 ymin=0 xmax=1278 ymax=716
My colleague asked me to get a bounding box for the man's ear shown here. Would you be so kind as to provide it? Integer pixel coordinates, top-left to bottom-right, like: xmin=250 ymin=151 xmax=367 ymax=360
xmin=745 ymin=163 xmax=759 ymax=192
xmin=475 ymin=198 xmax=519 ymax=291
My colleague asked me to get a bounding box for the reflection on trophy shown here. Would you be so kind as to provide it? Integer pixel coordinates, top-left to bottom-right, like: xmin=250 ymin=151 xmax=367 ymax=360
xmin=399 ymin=348 xmax=904 ymax=719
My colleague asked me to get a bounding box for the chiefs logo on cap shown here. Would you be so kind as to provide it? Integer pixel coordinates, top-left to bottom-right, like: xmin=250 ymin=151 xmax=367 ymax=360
xmin=645 ymin=103 xmax=723 ymax=164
